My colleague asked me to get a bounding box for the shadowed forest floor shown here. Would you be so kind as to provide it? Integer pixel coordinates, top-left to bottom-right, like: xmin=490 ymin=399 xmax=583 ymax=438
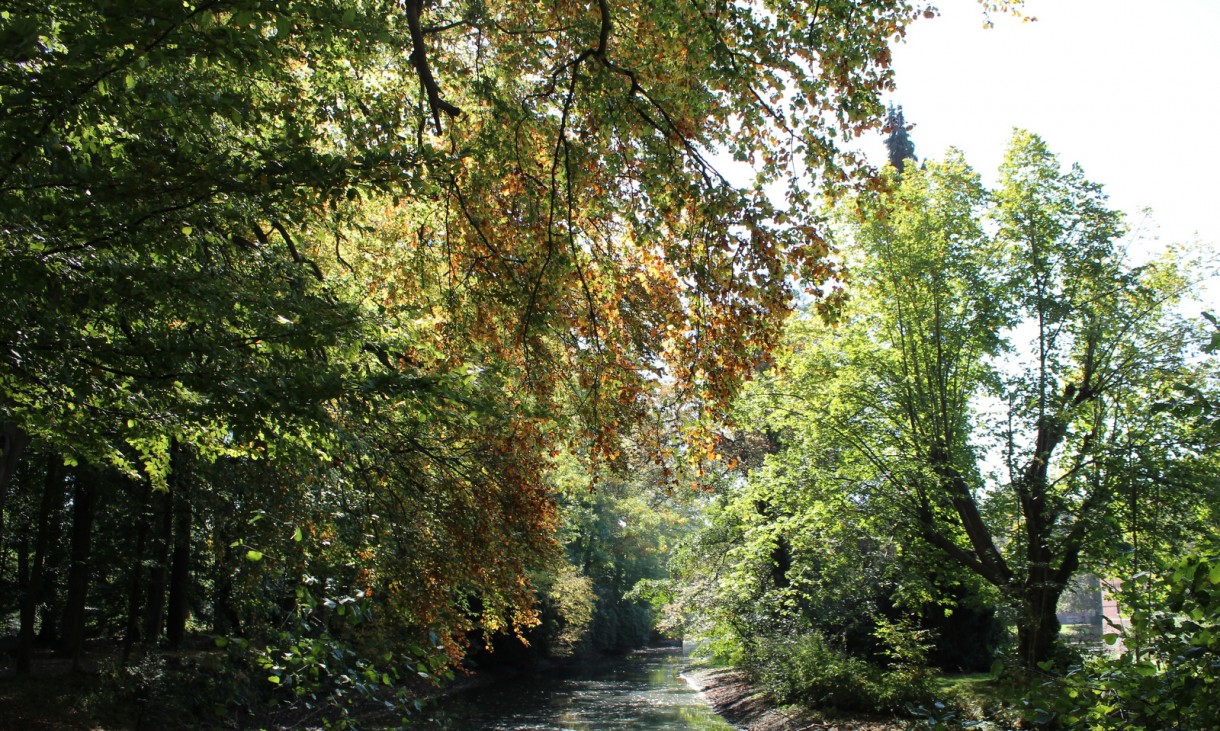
xmin=0 ymin=650 xmax=97 ymax=730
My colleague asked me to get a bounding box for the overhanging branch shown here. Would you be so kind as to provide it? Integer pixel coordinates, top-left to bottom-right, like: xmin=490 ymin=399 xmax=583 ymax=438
xmin=406 ymin=0 xmax=463 ymax=133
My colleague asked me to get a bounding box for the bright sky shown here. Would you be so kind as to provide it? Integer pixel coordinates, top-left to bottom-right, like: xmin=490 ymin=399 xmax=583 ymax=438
xmin=878 ymin=0 xmax=1220 ymax=268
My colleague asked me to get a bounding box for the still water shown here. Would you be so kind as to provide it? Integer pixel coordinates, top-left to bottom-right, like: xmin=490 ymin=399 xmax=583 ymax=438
xmin=419 ymin=647 xmax=736 ymax=730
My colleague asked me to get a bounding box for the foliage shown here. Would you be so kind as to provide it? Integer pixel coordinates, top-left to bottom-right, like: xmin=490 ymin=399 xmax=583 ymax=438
xmin=0 ymin=0 xmax=1048 ymax=725
xmin=709 ymin=133 xmax=1216 ymax=680
xmin=89 ymin=651 xmax=257 ymax=729
xmin=247 ymin=578 xmax=454 ymax=724
xmin=1029 ymin=546 xmax=1220 ymax=730
xmin=883 ymin=103 xmax=917 ymax=172
xmin=745 ymin=620 xmax=936 ymax=714
xmin=669 ymin=132 xmax=1217 ymax=731
xmin=550 ymin=452 xmax=697 ymax=653
xmin=0 ymin=0 xmax=936 ymax=488
xmin=535 ymin=564 xmax=597 ymax=657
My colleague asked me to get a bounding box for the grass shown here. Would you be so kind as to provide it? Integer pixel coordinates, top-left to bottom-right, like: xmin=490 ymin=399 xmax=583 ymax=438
xmin=930 ymin=672 xmax=1031 ymax=727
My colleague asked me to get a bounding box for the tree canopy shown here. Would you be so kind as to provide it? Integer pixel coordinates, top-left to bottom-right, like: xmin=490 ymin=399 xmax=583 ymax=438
xmin=0 ymin=0 xmax=942 ymax=481
xmin=676 ymin=132 xmax=1218 ymax=691
xmin=0 ymin=0 xmax=989 ymax=723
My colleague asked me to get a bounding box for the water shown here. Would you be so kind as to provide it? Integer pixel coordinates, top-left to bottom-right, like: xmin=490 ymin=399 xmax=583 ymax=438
xmin=419 ymin=647 xmax=735 ymax=730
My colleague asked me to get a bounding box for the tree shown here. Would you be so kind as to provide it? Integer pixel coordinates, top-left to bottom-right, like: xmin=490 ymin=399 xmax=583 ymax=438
xmin=0 ymin=1 xmax=1031 ymax=721
xmin=884 ymin=103 xmax=917 ymax=173
xmin=0 ymin=0 xmax=945 ymax=498
xmin=733 ymin=133 xmax=1213 ymax=676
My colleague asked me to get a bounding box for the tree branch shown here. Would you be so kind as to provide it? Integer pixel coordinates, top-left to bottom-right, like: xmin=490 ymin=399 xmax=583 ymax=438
xmin=406 ymin=0 xmax=462 ymax=133
xmin=270 ymin=219 xmax=324 ymax=281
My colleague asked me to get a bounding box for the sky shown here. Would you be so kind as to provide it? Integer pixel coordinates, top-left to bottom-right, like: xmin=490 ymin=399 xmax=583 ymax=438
xmin=875 ymin=0 xmax=1220 ymax=271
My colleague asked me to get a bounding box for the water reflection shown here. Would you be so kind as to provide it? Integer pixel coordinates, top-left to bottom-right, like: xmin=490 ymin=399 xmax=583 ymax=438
xmin=419 ymin=647 xmax=734 ymax=730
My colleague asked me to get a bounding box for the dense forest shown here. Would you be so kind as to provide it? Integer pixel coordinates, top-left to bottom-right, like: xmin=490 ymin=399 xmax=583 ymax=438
xmin=2 ymin=0 xmax=1217 ymax=729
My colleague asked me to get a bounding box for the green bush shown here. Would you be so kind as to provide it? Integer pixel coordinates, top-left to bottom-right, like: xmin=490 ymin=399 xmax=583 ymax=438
xmin=750 ymin=626 xmax=935 ymax=714
xmin=89 ymin=650 xmax=258 ymax=729
xmin=1029 ymin=546 xmax=1220 ymax=730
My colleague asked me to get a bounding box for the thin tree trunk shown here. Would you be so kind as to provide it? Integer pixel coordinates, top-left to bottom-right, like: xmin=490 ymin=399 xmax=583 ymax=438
xmin=123 ymin=480 xmax=152 ymax=659
xmin=16 ymin=458 xmax=64 ymax=673
xmin=16 ymin=538 xmax=32 ymax=673
xmin=143 ymin=486 xmax=173 ymax=643
xmin=0 ymin=422 xmax=32 ymax=566
xmin=212 ymin=513 xmax=241 ymax=636
xmin=165 ymin=462 xmax=192 ymax=648
xmin=58 ymin=469 xmax=96 ymax=670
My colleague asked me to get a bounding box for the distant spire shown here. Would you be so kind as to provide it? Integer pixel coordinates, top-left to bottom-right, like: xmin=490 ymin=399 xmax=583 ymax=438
xmin=884 ymin=104 xmax=916 ymax=173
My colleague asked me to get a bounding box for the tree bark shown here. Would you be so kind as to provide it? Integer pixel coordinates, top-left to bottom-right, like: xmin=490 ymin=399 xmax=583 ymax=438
xmin=1017 ymin=572 xmax=1067 ymax=674
xmin=122 ymin=480 xmax=152 ymax=658
xmin=16 ymin=538 xmax=32 ymax=673
xmin=165 ymin=461 xmax=192 ymax=648
xmin=211 ymin=513 xmax=241 ymax=636
xmin=142 ymin=486 xmax=173 ymax=643
xmin=0 ymin=422 xmax=32 ymax=561
xmin=58 ymin=469 xmax=96 ymax=670
xmin=16 ymin=458 xmax=64 ymax=673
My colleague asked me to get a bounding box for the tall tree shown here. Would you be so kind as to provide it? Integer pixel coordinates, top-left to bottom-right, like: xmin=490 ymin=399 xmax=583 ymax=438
xmin=59 ymin=469 xmax=97 ymax=669
xmin=0 ymin=2 xmax=1032 ymax=716
xmin=0 ymin=0 xmax=945 ymax=496
xmin=738 ymin=134 xmax=1212 ymax=675
xmin=15 ymin=455 xmax=64 ymax=673
xmin=884 ymin=103 xmax=917 ymax=173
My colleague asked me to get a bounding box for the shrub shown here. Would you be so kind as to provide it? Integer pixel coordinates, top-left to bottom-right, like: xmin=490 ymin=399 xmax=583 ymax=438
xmin=89 ymin=650 xmax=258 ymax=729
xmin=750 ymin=625 xmax=935 ymax=714
xmin=1028 ymin=546 xmax=1220 ymax=730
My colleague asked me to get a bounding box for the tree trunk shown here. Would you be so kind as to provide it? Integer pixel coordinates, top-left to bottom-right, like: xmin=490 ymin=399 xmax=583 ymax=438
xmin=165 ymin=465 xmax=192 ymax=648
xmin=211 ymin=515 xmax=241 ymax=636
xmin=16 ymin=538 xmax=32 ymax=673
xmin=1011 ymin=412 xmax=1073 ymax=675
xmin=1017 ymin=573 xmax=1067 ymax=674
xmin=0 ymin=422 xmax=32 ymax=565
xmin=58 ymin=469 xmax=96 ymax=670
xmin=122 ymin=481 xmax=152 ymax=659
xmin=16 ymin=458 xmax=64 ymax=674
xmin=142 ymin=486 xmax=173 ymax=643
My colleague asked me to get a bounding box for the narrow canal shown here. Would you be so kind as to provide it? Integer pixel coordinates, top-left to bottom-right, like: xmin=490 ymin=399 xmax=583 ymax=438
xmin=418 ymin=646 xmax=736 ymax=730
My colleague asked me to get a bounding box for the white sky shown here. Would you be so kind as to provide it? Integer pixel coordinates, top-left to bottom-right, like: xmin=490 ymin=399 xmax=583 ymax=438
xmin=877 ymin=0 xmax=1220 ymax=268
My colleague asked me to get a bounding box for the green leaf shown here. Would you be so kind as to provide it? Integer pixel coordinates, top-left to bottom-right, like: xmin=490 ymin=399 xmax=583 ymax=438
xmin=267 ymin=675 xmax=281 ymax=684
xmin=246 ymin=549 xmax=264 ymax=562
xmin=292 ymin=526 xmax=303 ymax=542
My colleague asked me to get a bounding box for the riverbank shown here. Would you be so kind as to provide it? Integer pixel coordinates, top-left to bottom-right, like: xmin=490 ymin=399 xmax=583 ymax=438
xmin=684 ymin=666 xmax=905 ymax=731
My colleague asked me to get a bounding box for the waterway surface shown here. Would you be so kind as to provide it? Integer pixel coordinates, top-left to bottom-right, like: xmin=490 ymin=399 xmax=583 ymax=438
xmin=419 ymin=647 xmax=735 ymax=730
